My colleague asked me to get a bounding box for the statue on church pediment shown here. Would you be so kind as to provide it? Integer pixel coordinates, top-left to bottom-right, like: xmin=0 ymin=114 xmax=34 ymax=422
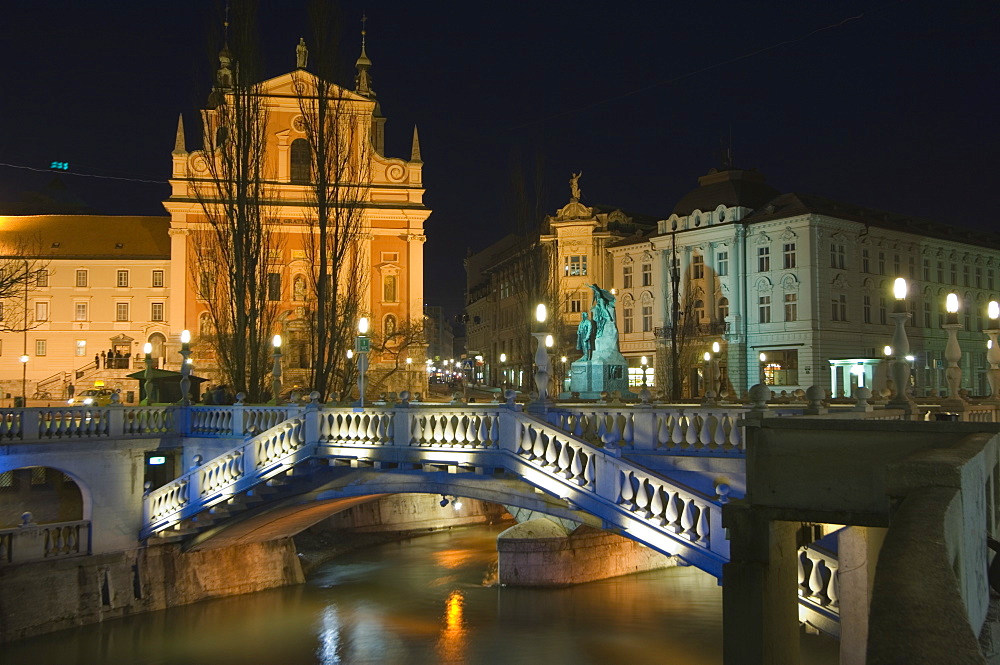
xmin=296 ymin=38 xmax=309 ymax=69
xmin=570 ymin=171 xmax=582 ymax=201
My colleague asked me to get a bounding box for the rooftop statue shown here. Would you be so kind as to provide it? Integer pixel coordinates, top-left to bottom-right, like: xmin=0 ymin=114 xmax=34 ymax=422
xmin=296 ymin=37 xmax=309 ymax=69
xmin=570 ymin=171 xmax=582 ymax=201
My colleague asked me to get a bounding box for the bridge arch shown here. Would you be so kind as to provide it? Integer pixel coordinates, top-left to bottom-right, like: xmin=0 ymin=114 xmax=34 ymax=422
xmin=0 ymin=465 xmax=88 ymax=526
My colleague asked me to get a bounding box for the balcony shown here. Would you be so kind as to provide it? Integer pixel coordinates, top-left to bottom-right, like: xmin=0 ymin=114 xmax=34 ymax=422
xmin=655 ymin=322 xmax=729 ymax=338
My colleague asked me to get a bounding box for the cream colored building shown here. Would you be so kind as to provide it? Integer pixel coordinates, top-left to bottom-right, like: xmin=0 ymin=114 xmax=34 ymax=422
xmin=0 ymin=215 xmax=172 ymax=402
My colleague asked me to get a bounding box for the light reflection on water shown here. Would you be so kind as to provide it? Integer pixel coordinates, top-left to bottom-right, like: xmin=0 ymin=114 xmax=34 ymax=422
xmin=1 ymin=525 xmax=838 ymax=665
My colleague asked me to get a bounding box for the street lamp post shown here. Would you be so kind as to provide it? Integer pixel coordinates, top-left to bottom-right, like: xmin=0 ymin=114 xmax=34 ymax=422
xmin=985 ymin=301 xmax=1000 ymax=402
xmin=19 ymin=354 xmax=28 ymax=407
xmin=758 ymin=352 xmax=767 ymax=385
xmin=405 ymin=357 xmax=412 ymax=395
xmin=179 ymin=329 xmax=192 ymax=405
xmin=711 ymin=341 xmax=722 ymax=400
xmin=887 ymin=278 xmax=914 ymax=412
xmin=499 ymin=352 xmax=507 ymax=389
xmin=531 ymin=303 xmax=552 ymax=409
xmin=141 ymin=342 xmax=154 ymax=405
xmin=271 ymin=334 xmax=283 ymax=405
xmin=355 ymin=317 xmax=370 ymax=408
xmin=941 ymin=292 xmax=965 ymax=411
xmin=701 ymin=351 xmax=717 ymax=406
xmin=640 ymin=355 xmax=649 ymax=388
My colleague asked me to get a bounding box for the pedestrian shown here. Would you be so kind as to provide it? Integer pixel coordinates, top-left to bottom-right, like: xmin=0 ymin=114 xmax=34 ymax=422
xmin=106 ymin=349 xmax=114 ymax=368
xmin=67 ymin=384 xmax=75 ymax=399
xmin=96 ymin=352 xmax=102 ymax=369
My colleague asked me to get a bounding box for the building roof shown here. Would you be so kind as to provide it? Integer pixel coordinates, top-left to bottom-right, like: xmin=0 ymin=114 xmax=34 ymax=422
xmin=743 ymin=192 xmax=1000 ymax=250
xmin=0 ymin=215 xmax=171 ymax=259
xmin=672 ymin=168 xmax=780 ymax=216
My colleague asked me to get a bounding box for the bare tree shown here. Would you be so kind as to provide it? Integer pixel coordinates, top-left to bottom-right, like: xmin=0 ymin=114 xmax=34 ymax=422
xmin=0 ymin=233 xmax=50 ymax=333
xmin=190 ymin=0 xmax=280 ymax=401
xmin=366 ymin=318 xmax=426 ymax=395
xmin=292 ymin=1 xmax=373 ymax=403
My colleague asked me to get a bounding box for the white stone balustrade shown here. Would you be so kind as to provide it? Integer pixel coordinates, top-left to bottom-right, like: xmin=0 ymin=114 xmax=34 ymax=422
xmin=0 ymin=520 xmax=91 ymax=565
xmin=546 ymin=406 xmax=748 ymax=454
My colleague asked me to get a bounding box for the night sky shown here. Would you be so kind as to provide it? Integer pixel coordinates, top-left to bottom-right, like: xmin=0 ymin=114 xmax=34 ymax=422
xmin=1 ymin=1 xmax=997 ymax=316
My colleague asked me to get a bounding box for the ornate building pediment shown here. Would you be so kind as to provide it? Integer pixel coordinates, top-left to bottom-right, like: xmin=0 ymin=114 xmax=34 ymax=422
xmin=554 ymin=201 xmax=593 ymax=221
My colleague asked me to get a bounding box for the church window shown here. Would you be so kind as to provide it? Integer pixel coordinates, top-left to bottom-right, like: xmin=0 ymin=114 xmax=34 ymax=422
xmin=717 ymin=251 xmax=729 ymax=277
xmin=565 ymin=255 xmax=587 ymax=276
xmin=784 ymin=293 xmax=797 ymax=322
xmin=758 ymin=296 xmax=771 ymax=323
xmin=783 ymin=243 xmax=796 ymax=269
xmin=757 ymin=247 xmax=770 ymax=272
xmin=267 ymin=273 xmax=282 ymax=301
xmin=383 ymin=275 xmax=398 ymax=302
xmin=691 ymin=256 xmax=704 ymax=280
xmin=641 ymin=305 xmax=652 ymax=332
xmin=622 ymin=265 xmax=633 ymax=288
xmin=718 ymin=297 xmax=729 ymax=320
xmin=290 ymin=138 xmax=311 ymax=184
xmin=642 ymin=262 xmax=653 ymax=286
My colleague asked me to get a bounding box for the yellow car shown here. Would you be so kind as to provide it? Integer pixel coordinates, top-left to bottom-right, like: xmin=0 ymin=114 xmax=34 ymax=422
xmin=70 ymin=388 xmax=116 ymax=406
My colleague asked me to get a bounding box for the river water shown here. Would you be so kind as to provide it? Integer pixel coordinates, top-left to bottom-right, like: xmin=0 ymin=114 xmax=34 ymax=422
xmin=2 ymin=525 xmax=839 ymax=665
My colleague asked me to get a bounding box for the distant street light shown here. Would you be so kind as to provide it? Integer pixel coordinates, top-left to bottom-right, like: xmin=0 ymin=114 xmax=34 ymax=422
xmin=887 ymin=278 xmax=914 ymax=411
xmin=942 ymin=292 xmax=964 ymax=409
xmin=271 ymin=334 xmax=283 ymax=405
xmin=356 ymin=318 xmax=370 ymax=407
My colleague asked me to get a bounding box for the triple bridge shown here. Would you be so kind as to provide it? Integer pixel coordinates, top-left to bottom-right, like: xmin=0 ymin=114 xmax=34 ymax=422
xmin=1 ymin=398 xmax=843 ymax=636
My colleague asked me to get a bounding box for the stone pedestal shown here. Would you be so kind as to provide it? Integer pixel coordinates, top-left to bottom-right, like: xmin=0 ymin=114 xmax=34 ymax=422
xmin=568 ymin=353 xmax=633 ymax=399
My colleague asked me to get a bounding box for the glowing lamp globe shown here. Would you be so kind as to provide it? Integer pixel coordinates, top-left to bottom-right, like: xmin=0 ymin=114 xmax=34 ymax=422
xmin=272 ymin=334 xmax=282 ymax=348
xmin=535 ymin=303 xmax=547 ymax=323
xmin=946 ymin=293 xmax=959 ymax=314
xmin=990 ymin=301 xmax=999 ymax=320
xmin=893 ymin=278 xmax=907 ymax=300
xmin=180 ymin=329 xmax=191 ymax=343
xmin=143 ymin=342 xmax=153 ymax=355
xmin=358 ymin=317 xmax=369 ymax=334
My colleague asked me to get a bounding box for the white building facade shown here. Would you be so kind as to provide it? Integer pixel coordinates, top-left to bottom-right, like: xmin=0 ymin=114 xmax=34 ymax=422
xmin=609 ymin=168 xmax=1000 ymax=399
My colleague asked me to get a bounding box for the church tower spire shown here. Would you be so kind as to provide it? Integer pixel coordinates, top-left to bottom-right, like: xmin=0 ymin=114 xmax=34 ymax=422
xmin=355 ymin=14 xmax=375 ymax=98
xmin=410 ymin=126 xmax=422 ymax=163
xmin=173 ymin=114 xmax=187 ymax=154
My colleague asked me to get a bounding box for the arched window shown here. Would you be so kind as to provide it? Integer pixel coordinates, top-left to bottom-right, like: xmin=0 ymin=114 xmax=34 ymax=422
xmin=148 ymin=333 xmax=166 ymax=358
xmin=293 ymin=275 xmax=307 ymax=301
xmin=290 ymin=139 xmax=310 ymax=184
xmin=384 ymin=314 xmax=397 ymax=337
xmin=718 ymin=297 xmax=729 ymax=320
